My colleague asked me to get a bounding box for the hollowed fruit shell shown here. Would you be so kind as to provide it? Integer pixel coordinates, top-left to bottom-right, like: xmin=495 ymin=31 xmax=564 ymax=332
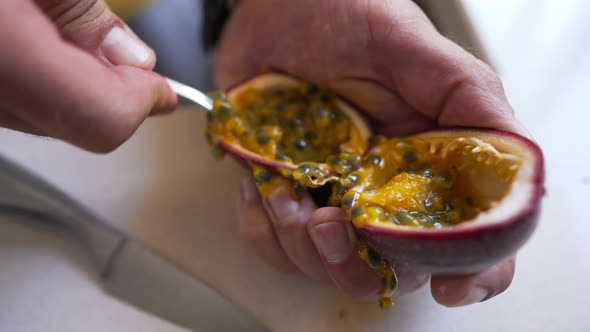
xmin=348 ymin=130 xmax=544 ymax=275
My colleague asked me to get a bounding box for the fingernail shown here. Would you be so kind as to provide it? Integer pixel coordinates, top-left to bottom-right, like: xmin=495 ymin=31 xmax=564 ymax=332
xmin=265 ymin=187 xmax=300 ymax=226
xmin=454 ymin=286 xmax=489 ymax=307
xmin=240 ymin=177 xmax=259 ymax=203
xmin=101 ymin=26 xmax=154 ymax=68
xmin=310 ymin=221 xmax=353 ymax=263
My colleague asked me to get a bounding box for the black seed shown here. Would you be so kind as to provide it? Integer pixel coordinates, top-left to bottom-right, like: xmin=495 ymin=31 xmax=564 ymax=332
xmin=294 ymin=139 xmax=308 ymax=151
xmin=293 ymin=182 xmax=306 ymax=195
xmin=444 ymin=201 xmax=454 ymax=212
xmin=403 ymin=151 xmax=418 ymax=163
xmin=440 ymin=171 xmax=453 ymax=182
xmin=255 ymin=169 xmax=273 ymax=183
xmin=304 ymin=131 xmax=318 ymax=140
xmin=424 ymin=198 xmax=434 ymax=210
xmin=256 ymin=134 xmax=271 ymax=145
xmin=336 ymin=163 xmax=352 ymax=174
xmin=342 ymin=173 xmax=360 ymax=188
xmin=307 ymin=84 xmax=319 ymax=93
xmin=365 ymin=155 xmax=382 ymax=165
xmin=319 ymin=92 xmax=332 ymax=102
xmin=410 ymin=212 xmax=431 ymax=224
xmin=346 ymin=155 xmax=361 ymax=169
xmin=389 ymin=214 xmax=401 ymax=225
xmin=297 ymin=164 xmax=311 ymax=175
xmin=424 ymin=169 xmax=434 ymax=178
xmin=292 ymin=118 xmax=304 ymax=128
xmin=465 ymin=197 xmax=474 ymax=207
xmin=342 ymin=194 xmax=354 ymax=206
xmin=395 ymin=210 xmax=415 ymax=225
xmin=328 ymin=156 xmax=344 ymax=167
xmin=367 ymin=248 xmax=382 ymax=269
xmin=329 ymin=112 xmax=339 ymax=121
xmin=351 ymin=207 xmax=365 ymax=219
xmin=313 ymin=107 xmax=330 ymax=120
xmin=215 ymin=104 xmax=232 ymax=120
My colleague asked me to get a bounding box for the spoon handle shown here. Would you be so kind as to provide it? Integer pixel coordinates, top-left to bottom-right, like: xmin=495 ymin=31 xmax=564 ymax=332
xmin=165 ymin=77 xmax=214 ymax=112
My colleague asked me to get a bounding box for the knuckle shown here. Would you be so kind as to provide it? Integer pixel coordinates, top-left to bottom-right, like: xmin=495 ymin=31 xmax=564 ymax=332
xmin=47 ymin=0 xmax=117 ymax=48
xmin=45 ymin=0 xmax=103 ymax=26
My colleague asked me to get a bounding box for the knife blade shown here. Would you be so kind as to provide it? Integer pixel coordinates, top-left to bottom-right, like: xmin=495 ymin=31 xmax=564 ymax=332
xmin=0 ymin=154 xmax=268 ymax=332
xmin=101 ymin=238 xmax=267 ymax=332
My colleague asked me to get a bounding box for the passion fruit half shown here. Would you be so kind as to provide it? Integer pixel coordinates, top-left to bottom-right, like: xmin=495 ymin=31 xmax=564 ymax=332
xmin=205 ymin=71 xmax=545 ymax=305
xmin=340 ymin=130 xmax=544 ymax=275
xmin=206 ymin=72 xmax=371 ymax=189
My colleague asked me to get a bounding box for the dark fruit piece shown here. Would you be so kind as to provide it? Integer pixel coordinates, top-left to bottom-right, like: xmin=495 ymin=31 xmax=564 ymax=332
xmin=206 ymin=72 xmax=371 ymax=188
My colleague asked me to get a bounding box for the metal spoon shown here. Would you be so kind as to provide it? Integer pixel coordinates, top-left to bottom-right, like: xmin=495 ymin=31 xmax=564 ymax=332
xmin=165 ymin=77 xmax=214 ymax=112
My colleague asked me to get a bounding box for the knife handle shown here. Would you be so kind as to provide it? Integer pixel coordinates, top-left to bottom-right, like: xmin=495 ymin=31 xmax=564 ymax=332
xmin=0 ymin=154 xmax=126 ymax=273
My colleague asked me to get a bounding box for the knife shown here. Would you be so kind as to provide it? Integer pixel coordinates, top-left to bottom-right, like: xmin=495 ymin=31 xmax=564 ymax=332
xmin=0 ymin=154 xmax=268 ymax=332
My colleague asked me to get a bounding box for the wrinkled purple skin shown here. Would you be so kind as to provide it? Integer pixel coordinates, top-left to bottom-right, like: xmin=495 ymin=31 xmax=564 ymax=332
xmin=357 ymin=131 xmax=545 ymax=277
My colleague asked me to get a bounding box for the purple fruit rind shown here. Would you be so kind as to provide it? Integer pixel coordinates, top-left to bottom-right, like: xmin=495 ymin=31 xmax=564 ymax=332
xmin=356 ymin=129 xmax=545 ymax=274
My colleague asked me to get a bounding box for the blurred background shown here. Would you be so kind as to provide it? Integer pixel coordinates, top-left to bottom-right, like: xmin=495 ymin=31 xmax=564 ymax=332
xmin=1 ymin=1 xmax=588 ymax=331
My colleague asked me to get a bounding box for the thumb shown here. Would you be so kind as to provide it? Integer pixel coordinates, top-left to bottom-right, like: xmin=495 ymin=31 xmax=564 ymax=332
xmin=39 ymin=0 xmax=156 ymax=69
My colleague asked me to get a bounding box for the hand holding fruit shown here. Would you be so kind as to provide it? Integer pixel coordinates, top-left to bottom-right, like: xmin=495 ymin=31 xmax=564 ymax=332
xmin=214 ymin=0 xmax=540 ymax=307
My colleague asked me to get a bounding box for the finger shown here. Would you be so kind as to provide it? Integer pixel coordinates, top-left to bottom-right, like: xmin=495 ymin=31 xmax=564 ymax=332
xmin=261 ymin=178 xmax=329 ymax=281
xmin=326 ymin=78 xmax=438 ymax=137
xmin=237 ymin=177 xmax=297 ymax=273
xmin=308 ymin=207 xmax=384 ymax=299
xmin=366 ymin=0 xmax=525 ymax=135
xmin=37 ymin=0 xmax=156 ymax=69
xmin=0 ymin=108 xmax=48 ymax=137
xmin=0 ymin=1 xmax=178 ymax=152
xmin=431 ymin=256 xmax=516 ymax=307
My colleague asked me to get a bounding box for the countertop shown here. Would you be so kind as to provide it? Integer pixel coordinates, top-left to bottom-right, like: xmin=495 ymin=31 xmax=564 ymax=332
xmin=1 ymin=1 xmax=589 ymax=331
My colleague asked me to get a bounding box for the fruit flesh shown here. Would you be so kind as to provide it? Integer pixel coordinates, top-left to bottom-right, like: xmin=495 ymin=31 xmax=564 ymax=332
xmin=341 ymin=136 xmax=522 ymax=229
xmin=206 ymin=83 xmax=364 ymax=165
